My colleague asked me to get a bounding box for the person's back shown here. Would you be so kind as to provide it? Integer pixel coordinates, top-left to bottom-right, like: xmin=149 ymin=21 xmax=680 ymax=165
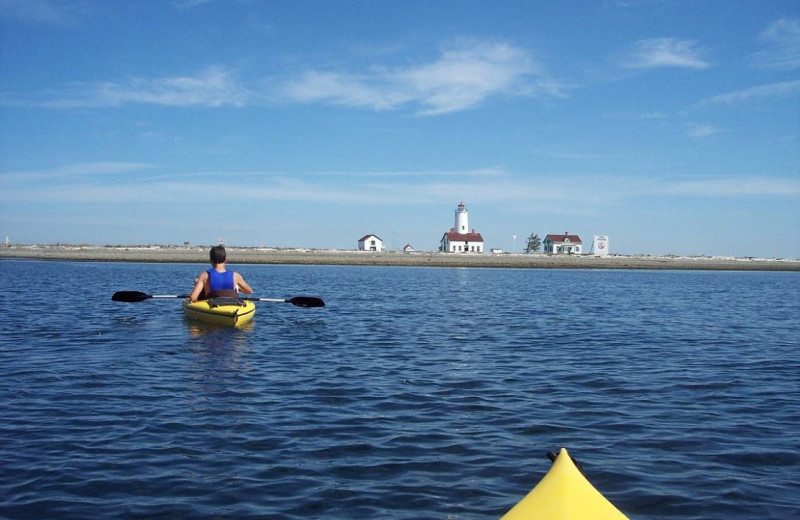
xmin=206 ymin=268 xmax=236 ymax=298
xmin=189 ymin=245 xmax=253 ymax=302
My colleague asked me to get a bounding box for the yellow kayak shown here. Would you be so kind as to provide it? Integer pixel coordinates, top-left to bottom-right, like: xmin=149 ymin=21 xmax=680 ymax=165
xmin=182 ymin=297 xmax=256 ymax=327
xmin=500 ymin=448 xmax=629 ymax=520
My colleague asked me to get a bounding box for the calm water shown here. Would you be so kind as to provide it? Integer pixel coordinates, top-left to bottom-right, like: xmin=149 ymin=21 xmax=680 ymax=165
xmin=1 ymin=260 xmax=798 ymax=519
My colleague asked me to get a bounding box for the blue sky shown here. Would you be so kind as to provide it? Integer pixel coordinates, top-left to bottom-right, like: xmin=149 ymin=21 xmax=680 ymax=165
xmin=1 ymin=0 xmax=798 ymax=257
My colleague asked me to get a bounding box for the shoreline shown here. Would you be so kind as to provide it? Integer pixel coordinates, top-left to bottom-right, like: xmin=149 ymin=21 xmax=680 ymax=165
xmin=1 ymin=244 xmax=799 ymax=271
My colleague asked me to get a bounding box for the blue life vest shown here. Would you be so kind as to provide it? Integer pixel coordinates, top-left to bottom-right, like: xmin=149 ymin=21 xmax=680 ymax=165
xmin=207 ymin=269 xmax=235 ymax=292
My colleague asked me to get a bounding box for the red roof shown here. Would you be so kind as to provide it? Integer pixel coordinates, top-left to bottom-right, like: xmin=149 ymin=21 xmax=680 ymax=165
xmin=443 ymin=231 xmax=484 ymax=242
xmin=545 ymin=233 xmax=582 ymax=244
xmin=358 ymin=234 xmax=382 ymax=242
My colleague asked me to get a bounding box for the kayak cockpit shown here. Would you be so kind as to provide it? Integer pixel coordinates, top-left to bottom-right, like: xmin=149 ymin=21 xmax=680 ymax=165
xmin=182 ymin=297 xmax=256 ymax=327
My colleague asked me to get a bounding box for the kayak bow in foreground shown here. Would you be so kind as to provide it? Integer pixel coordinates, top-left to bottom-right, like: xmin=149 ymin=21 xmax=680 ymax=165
xmin=500 ymin=448 xmax=629 ymax=520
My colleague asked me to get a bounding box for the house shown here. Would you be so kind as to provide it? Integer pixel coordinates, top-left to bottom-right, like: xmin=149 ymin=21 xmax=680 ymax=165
xmin=357 ymin=234 xmax=383 ymax=251
xmin=543 ymin=232 xmax=583 ymax=254
xmin=403 ymin=244 xmax=414 ymax=252
xmin=440 ymin=202 xmax=484 ymax=253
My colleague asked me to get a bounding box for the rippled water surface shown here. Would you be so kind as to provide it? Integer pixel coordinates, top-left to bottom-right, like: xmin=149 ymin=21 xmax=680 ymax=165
xmin=1 ymin=260 xmax=798 ymax=519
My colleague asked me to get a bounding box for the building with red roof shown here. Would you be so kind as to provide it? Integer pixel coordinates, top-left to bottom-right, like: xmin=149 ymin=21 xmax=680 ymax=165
xmin=543 ymin=232 xmax=583 ymax=254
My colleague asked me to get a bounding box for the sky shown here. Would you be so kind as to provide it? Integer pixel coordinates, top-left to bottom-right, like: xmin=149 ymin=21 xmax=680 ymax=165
xmin=1 ymin=0 xmax=798 ymax=258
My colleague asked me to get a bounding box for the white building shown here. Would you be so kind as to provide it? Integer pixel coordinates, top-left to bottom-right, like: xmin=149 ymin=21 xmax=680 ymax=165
xmin=440 ymin=202 xmax=484 ymax=253
xmin=358 ymin=234 xmax=383 ymax=251
xmin=543 ymin=232 xmax=583 ymax=254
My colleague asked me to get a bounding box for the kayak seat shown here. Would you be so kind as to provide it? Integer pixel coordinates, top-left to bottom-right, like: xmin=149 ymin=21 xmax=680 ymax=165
xmin=207 ymin=289 xmax=239 ymax=299
xmin=207 ymin=297 xmax=247 ymax=308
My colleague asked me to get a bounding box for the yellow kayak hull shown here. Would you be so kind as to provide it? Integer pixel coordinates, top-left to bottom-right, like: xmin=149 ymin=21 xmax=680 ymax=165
xmin=182 ymin=298 xmax=256 ymax=327
xmin=500 ymin=448 xmax=629 ymax=520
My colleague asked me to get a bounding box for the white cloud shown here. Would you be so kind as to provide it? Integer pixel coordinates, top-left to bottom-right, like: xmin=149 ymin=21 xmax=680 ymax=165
xmin=284 ymin=70 xmax=411 ymax=111
xmin=698 ymin=79 xmax=800 ymax=106
xmin=0 ymin=0 xmax=84 ymax=25
xmin=751 ymin=18 xmax=800 ymax=70
xmin=302 ymin=167 xmax=506 ymax=179
xmin=625 ymin=38 xmax=710 ymax=69
xmin=96 ymin=66 xmax=249 ymax=107
xmin=282 ymin=40 xmax=550 ymax=115
xmin=686 ymin=124 xmax=722 ymax=139
xmin=0 ymin=162 xmax=157 ymax=184
xmin=397 ymin=41 xmax=539 ymax=115
xmin=3 ymin=41 xmax=549 ymax=114
xmin=10 ymin=66 xmax=250 ymax=108
xmin=663 ymin=176 xmax=800 ymax=197
xmin=5 ymin=163 xmax=798 ymax=211
xmin=173 ymin=0 xmax=214 ymax=9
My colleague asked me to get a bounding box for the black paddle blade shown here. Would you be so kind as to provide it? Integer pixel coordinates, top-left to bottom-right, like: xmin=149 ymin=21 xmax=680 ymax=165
xmin=111 ymin=291 xmax=152 ymax=302
xmin=289 ymin=296 xmax=325 ymax=307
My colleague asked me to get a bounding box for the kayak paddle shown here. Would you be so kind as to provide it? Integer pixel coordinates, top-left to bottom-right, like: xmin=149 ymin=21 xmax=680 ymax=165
xmin=112 ymin=291 xmax=325 ymax=307
xmin=112 ymin=291 xmax=189 ymax=302
xmin=241 ymin=296 xmax=325 ymax=307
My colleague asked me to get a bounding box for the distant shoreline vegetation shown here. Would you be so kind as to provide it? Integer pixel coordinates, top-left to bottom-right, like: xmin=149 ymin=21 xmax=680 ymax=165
xmin=1 ymin=244 xmax=798 ymax=271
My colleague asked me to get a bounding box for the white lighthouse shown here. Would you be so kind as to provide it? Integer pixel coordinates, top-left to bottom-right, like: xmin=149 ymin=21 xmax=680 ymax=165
xmin=455 ymin=201 xmax=468 ymax=233
xmin=440 ymin=201 xmax=484 ymax=253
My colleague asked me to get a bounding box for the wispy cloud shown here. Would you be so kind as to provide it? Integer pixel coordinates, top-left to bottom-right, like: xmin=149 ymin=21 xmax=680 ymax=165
xmin=282 ymin=40 xmax=554 ymax=115
xmin=2 ymin=40 xmax=553 ymax=115
xmin=624 ymin=38 xmax=710 ymax=69
xmin=94 ymin=66 xmax=249 ymax=107
xmin=751 ymin=18 xmax=800 ymax=70
xmin=3 ymin=66 xmax=250 ymax=108
xmin=173 ymin=0 xmax=214 ymax=9
xmin=697 ymin=79 xmax=800 ymax=106
xmin=282 ymin=70 xmax=411 ymax=111
xmin=301 ymin=167 xmax=506 ymax=178
xmin=0 ymin=0 xmax=85 ymax=25
xmin=663 ymin=176 xmax=800 ymax=197
xmin=5 ymin=162 xmax=798 ymax=210
xmin=686 ymin=124 xmax=722 ymax=139
xmin=0 ymin=162 xmax=157 ymax=183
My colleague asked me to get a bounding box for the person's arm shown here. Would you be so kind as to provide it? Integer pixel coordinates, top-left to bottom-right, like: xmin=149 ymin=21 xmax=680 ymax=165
xmin=234 ymin=272 xmax=253 ymax=294
xmin=189 ymin=272 xmax=208 ymax=302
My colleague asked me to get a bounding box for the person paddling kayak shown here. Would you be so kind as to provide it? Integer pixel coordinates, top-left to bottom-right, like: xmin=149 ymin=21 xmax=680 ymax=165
xmin=189 ymin=245 xmax=253 ymax=302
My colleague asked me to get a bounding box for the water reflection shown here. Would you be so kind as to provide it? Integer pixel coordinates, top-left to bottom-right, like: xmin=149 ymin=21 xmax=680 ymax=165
xmin=185 ymin=319 xmax=255 ymax=340
xmin=185 ymin=320 xmax=256 ymax=394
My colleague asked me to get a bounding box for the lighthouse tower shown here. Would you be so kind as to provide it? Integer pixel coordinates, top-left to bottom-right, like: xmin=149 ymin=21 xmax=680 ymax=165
xmin=455 ymin=202 xmax=468 ymax=233
xmin=440 ymin=201 xmax=484 ymax=253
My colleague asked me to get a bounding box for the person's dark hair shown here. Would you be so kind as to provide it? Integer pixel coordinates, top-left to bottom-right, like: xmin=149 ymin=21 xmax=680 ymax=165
xmin=210 ymin=245 xmax=227 ymax=265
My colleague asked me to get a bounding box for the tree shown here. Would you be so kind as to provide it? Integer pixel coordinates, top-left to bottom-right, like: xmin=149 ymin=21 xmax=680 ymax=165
xmin=525 ymin=233 xmax=541 ymax=253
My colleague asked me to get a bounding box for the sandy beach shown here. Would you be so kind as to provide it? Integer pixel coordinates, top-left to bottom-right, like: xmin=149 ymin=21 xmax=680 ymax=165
xmin=1 ymin=244 xmax=798 ymax=271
